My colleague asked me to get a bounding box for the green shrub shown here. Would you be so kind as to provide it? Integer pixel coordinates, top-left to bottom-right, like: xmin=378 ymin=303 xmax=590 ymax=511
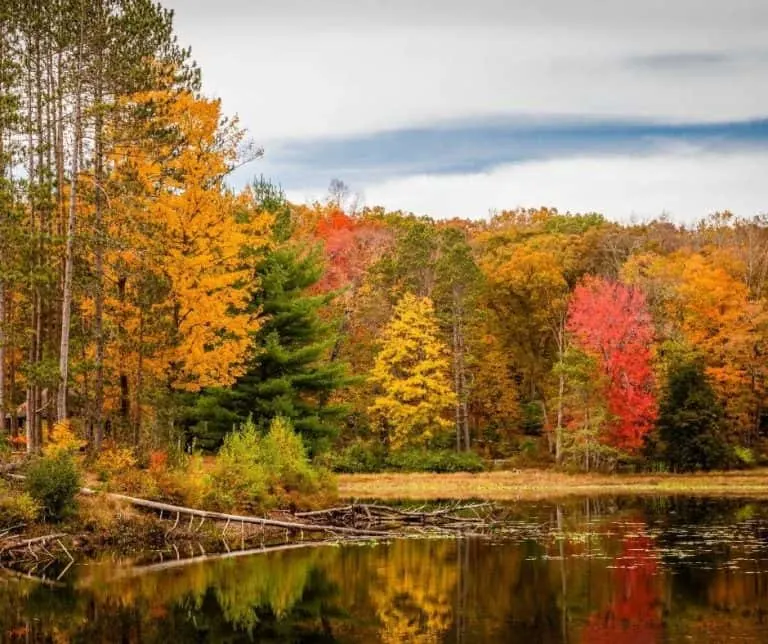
xmin=325 ymin=440 xmax=386 ymax=473
xmin=207 ymin=417 xmax=335 ymax=512
xmin=25 ymin=453 xmax=81 ymax=521
xmin=0 ymin=481 xmax=40 ymax=525
xmin=259 ymin=417 xmax=320 ymax=499
xmin=207 ymin=419 xmax=268 ymax=512
xmin=385 ymin=449 xmax=485 ymax=473
xmin=734 ymin=446 xmax=756 ymax=468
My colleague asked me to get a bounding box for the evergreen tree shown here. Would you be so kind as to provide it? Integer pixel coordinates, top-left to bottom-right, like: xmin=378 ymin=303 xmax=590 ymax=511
xmin=189 ymin=244 xmax=351 ymax=455
xmin=655 ymin=357 xmax=733 ymax=471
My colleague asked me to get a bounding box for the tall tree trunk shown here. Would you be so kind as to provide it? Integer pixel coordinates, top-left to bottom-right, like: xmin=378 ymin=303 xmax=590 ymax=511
xmin=92 ymin=13 xmax=105 ymax=450
xmin=451 ymin=287 xmax=470 ymax=451
xmin=0 ymin=14 xmax=5 ymax=430
xmin=554 ymin=317 xmax=566 ymax=465
xmin=134 ymin=311 xmax=144 ymax=447
xmin=0 ymin=279 xmax=5 ymax=431
xmin=453 ymin=317 xmax=461 ymax=451
xmin=25 ymin=31 xmax=38 ymax=453
xmin=57 ymin=7 xmax=84 ymax=422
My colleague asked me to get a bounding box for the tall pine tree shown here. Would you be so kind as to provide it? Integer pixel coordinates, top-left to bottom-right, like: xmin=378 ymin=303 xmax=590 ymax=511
xmin=187 ymin=190 xmax=351 ymax=454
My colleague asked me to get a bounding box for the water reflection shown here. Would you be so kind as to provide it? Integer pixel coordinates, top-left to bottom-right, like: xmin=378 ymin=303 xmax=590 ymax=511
xmin=3 ymin=497 xmax=768 ymax=642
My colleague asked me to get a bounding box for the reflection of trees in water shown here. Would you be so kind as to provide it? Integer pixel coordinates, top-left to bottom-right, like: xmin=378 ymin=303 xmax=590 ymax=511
xmin=0 ymin=549 xmax=347 ymax=642
xmin=579 ymin=533 xmax=663 ymax=644
xmin=368 ymin=540 xmax=457 ymax=643
xmin=6 ymin=498 xmax=768 ymax=642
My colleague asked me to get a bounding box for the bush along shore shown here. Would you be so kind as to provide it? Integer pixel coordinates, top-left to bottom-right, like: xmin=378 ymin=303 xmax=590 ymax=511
xmin=0 ymin=419 xmax=508 ymax=584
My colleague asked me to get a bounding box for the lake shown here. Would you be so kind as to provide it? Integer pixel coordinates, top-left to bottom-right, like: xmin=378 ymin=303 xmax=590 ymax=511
xmin=3 ymin=496 xmax=768 ymax=642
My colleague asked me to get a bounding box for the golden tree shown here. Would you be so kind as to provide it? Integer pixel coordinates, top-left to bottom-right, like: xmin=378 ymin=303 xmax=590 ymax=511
xmin=368 ymin=293 xmax=456 ymax=448
xmin=103 ymin=88 xmax=272 ymax=437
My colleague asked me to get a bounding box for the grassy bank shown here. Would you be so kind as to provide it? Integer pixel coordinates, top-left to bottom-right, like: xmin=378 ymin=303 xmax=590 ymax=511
xmin=337 ymin=469 xmax=768 ymax=501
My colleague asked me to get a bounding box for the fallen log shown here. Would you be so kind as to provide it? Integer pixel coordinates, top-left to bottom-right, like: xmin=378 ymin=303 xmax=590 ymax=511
xmin=294 ymin=505 xmax=356 ymax=518
xmin=0 ymin=533 xmax=68 ymax=552
xmin=2 ymin=471 xmax=393 ymax=538
xmin=0 ymin=566 xmax=66 ymax=588
xmin=295 ymin=501 xmax=494 ymax=526
xmin=77 ymin=487 xmax=392 ymax=537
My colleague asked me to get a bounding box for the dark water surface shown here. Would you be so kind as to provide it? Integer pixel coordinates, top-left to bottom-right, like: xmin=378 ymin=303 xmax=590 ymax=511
xmin=4 ymin=496 xmax=768 ymax=642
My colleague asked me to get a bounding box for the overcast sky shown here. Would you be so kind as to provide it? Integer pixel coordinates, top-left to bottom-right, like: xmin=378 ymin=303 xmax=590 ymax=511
xmin=165 ymin=0 xmax=768 ymax=222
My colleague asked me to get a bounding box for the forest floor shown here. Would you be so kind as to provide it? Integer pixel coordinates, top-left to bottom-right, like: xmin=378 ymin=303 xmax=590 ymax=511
xmin=337 ymin=469 xmax=768 ymax=501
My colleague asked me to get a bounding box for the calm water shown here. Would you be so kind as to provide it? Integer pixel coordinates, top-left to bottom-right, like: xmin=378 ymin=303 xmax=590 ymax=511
xmin=4 ymin=497 xmax=768 ymax=642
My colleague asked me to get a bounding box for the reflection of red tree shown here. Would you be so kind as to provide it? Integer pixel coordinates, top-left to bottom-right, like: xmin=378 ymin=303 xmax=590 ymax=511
xmin=581 ymin=535 xmax=662 ymax=644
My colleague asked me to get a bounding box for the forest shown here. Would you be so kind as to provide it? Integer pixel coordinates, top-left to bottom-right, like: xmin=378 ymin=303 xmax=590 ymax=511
xmin=1 ymin=0 xmax=767 ymax=524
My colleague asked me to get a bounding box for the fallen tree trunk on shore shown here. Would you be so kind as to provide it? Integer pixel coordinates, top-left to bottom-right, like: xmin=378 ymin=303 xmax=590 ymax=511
xmin=2 ymin=472 xmax=392 ymax=538
xmin=79 ymin=487 xmax=393 ymax=537
xmin=2 ymin=471 xmax=498 ymax=543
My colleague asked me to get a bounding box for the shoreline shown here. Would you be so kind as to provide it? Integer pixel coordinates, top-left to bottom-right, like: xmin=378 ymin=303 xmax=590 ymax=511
xmin=337 ymin=469 xmax=768 ymax=501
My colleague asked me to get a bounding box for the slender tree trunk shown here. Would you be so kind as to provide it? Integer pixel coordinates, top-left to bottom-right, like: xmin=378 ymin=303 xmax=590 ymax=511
xmin=0 ymin=16 xmax=5 ymax=430
xmin=453 ymin=317 xmax=461 ymax=451
xmin=554 ymin=318 xmax=566 ymax=465
xmin=134 ymin=310 xmax=145 ymax=447
xmin=34 ymin=25 xmax=46 ymax=447
xmin=25 ymin=35 xmax=38 ymax=453
xmin=0 ymin=107 xmax=5 ymax=431
xmin=57 ymin=7 xmax=84 ymax=422
xmin=92 ymin=28 xmax=105 ymax=451
xmin=0 ymin=279 xmax=5 ymax=431
xmin=451 ymin=287 xmax=470 ymax=451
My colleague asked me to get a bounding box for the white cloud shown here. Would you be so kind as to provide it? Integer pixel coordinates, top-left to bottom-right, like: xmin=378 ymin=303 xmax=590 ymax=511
xmin=163 ymin=1 xmax=767 ymax=222
xmin=166 ymin=1 xmax=768 ymax=142
xmin=286 ymin=147 xmax=768 ymax=223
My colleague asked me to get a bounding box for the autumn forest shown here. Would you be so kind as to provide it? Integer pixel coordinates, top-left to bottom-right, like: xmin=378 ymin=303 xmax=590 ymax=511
xmin=4 ymin=2 xmax=768 ymax=641
xmin=1 ymin=0 xmax=767 ymax=484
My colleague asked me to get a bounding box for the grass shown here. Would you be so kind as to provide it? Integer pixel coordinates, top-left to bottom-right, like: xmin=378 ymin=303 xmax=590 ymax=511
xmin=337 ymin=468 xmax=768 ymax=501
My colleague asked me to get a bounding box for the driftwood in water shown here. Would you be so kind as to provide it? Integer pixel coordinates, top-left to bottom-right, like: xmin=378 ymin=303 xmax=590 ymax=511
xmin=76 ymin=487 xmax=393 ymax=537
xmin=0 ymin=566 xmax=66 ymax=588
xmin=295 ymin=501 xmax=495 ymax=532
xmin=0 ymin=532 xmax=68 ymax=552
xmin=104 ymin=539 xmax=361 ymax=581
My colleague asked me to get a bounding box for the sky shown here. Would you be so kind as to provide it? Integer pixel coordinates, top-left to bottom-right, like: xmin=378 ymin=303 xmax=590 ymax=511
xmin=165 ymin=0 xmax=768 ymax=222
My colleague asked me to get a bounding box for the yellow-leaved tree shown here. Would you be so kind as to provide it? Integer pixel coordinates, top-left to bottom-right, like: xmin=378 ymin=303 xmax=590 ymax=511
xmin=102 ymin=88 xmax=272 ymax=439
xmin=369 ymin=293 xmax=456 ymax=448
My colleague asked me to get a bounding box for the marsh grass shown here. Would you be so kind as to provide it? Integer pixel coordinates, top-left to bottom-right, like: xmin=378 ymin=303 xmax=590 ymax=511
xmin=338 ymin=468 xmax=768 ymax=501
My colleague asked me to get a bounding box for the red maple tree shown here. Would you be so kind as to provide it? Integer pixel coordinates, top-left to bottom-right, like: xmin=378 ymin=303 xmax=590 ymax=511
xmin=566 ymin=276 xmax=657 ymax=450
xmin=314 ymin=209 xmax=391 ymax=293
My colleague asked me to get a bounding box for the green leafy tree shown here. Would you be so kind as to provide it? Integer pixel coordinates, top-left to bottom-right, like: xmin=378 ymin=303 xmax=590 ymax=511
xmin=654 ymin=357 xmax=733 ymax=471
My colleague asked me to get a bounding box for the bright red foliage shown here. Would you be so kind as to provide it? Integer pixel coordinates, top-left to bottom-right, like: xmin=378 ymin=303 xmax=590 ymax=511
xmin=567 ymin=276 xmax=657 ymax=451
xmin=314 ymin=209 xmax=391 ymax=293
